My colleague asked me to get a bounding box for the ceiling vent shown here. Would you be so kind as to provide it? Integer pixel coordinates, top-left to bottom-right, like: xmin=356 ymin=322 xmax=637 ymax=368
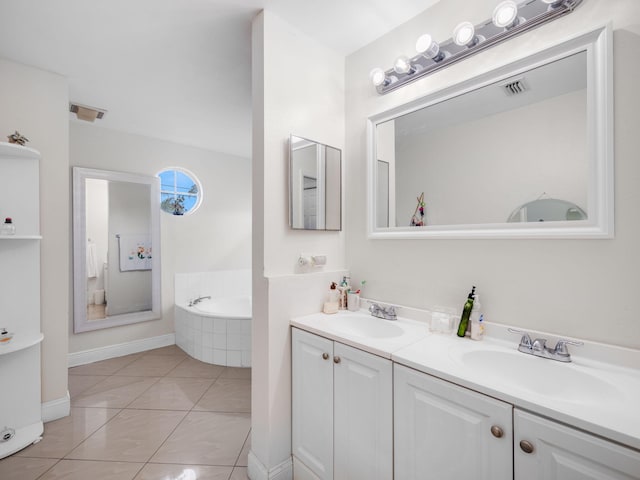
xmin=500 ymin=77 xmax=529 ymax=97
xmin=69 ymin=103 xmax=107 ymax=122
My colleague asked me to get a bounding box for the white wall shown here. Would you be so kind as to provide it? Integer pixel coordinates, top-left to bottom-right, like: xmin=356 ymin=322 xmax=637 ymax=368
xmin=346 ymin=0 xmax=640 ymax=349
xmin=69 ymin=122 xmax=251 ymax=354
xmin=0 ymin=58 xmax=70 ymax=406
xmin=251 ymin=10 xmax=347 ymax=478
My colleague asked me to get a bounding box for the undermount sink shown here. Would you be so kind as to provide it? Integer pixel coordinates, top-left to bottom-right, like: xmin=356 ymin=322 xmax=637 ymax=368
xmin=328 ymin=314 xmax=404 ymax=339
xmin=450 ymin=347 xmax=621 ymax=404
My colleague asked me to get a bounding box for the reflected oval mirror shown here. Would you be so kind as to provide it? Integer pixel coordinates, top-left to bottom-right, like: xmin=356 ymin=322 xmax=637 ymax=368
xmin=289 ymin=135 xmax=342 ymax=231
xmin=507 ymin=198 xmax=587 ymax=223
xmin=73 ymin=167 xmax=161 ymax=333
xmin=368 ymin=26 xmax=612 ymax=239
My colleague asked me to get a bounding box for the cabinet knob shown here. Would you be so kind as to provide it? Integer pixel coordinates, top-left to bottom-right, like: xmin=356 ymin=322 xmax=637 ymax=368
xmin=333 ymin=356 xmax=341 ymax=364
xmin=490 ymin=425 xmax=504 ymax=438
xmin=322 ymin=353 xmax=329 ymax=360
xmin=519 ymin=440 xmax=535 ymax=454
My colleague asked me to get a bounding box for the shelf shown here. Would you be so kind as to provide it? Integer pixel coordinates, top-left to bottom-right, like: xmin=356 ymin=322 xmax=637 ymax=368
xmin=0 ymin=235 xmax=42 ymax=240
xmin=0 ymin=333 xmax=44 ymax=356
xmin=0 ymin=142 xmax=41 ymax=160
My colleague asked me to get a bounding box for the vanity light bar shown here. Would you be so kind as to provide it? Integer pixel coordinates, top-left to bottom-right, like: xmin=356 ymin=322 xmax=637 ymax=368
xmin=372 ymin=0 xmax=583 ymax=95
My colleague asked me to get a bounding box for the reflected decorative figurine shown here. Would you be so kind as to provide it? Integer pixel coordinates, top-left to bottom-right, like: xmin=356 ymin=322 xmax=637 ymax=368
xmin=410 ymin=192 xmax=426 ymax=226
xmin=7 ymin=131 xmax=29 ymax=146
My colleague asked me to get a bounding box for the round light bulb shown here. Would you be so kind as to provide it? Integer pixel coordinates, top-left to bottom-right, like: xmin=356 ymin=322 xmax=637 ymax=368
xmin=369 ymin=67 xmax=388 ymax=87
xmin=416 ymin=34 xmax=441 ymax=60
xmin=393 ymin=55 xmax=414 ymax=75
xmin=492 ymin=0 xmax=519 ymax=29
xmin=541 ymin=0 xmax=563 ymax=6
xmin=453 ymin=21 xmax=476 ymax=47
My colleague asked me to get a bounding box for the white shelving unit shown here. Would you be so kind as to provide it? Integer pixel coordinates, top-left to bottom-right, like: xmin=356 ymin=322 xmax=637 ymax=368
xmin=0 ymin=142 xmax=44 ymax=459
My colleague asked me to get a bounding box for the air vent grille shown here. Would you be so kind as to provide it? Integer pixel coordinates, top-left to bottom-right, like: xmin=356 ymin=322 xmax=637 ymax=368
xmin=500 ymin=78 xmax=529 ymax=96
xmin=69 ymin=103 xmax=107 ymax=122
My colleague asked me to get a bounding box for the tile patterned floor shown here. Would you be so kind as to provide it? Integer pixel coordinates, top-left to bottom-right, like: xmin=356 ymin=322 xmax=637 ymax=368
xmin=0 ymin=345 xmax=251 ymax=480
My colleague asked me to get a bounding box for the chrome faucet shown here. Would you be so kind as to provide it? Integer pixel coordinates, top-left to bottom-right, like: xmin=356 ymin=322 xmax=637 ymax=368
xmin=508 ymin=328 xmax=583 ymax=362
xmin=369 ymin=302 xmax=397 ymax=321
xmin=189 ymin=296 xmax=211 ymax=307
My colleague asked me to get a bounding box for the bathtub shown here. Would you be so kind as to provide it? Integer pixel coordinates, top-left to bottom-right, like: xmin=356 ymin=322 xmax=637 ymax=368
xmin=174 ymin=270 xmax=251 ymax=367
xmin=192 ymin=296 xmax=251 ymax=319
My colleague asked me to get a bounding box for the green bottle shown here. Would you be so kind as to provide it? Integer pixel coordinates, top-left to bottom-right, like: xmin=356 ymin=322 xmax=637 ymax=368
xmin=457 ymin=286 xmax=476 ymax=337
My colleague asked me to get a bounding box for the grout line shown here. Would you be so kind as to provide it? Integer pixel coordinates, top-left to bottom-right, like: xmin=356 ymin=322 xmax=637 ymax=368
xmin=33 ymin=458 xmax=64 ymax=480
xmin=233 ymin=428 xmax=251 ymax=467
xmin=48 ymin=349 xmax=252 ymax=478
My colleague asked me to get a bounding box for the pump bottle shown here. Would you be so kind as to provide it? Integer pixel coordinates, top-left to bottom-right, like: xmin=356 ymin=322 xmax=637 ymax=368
xmin=456 ymin=286 xmax=476 ymax=337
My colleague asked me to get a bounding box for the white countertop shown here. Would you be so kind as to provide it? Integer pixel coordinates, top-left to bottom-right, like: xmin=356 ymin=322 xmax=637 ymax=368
xmin=291 ymin=309 xmax=640 ymax=451
xmin=291 ymin=310 xmax=429 ymax=359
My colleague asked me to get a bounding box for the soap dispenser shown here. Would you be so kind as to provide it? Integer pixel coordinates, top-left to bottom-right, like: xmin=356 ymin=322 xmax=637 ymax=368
xmin=456 ymin=286 xmax=476 ymax=337
xmin=323 ymin=282 xmax=340 ymax=314
xmin=470 ymin=294 xmax=484 ymax=340
xmin=338 ymin=276 xmax=350 ymax=310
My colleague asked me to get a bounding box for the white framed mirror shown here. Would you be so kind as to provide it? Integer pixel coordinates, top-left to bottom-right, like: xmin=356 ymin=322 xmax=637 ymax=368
xmin=73 ymin=167 xmax=161 ymax=333
xmin=367 ymin=26 xmax=613 ymax=239
xmin=289 ymin=135 xmax=342 ymax=231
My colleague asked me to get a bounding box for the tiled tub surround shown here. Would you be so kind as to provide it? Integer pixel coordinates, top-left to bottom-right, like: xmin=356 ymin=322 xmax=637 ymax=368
xmin=291 ymin=305 xmax=640 ymax=451
xmin=175 ymin=270 xmax=251 ymax=367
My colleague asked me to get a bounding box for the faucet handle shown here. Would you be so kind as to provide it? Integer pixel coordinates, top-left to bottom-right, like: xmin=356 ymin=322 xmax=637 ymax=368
xmin=532 ymin=338 xmax=547 ymax=353
xmin=508 ymin=328 xmax=532 ymax=348
xmin=552 ymin=339 xmax=583 ymax=356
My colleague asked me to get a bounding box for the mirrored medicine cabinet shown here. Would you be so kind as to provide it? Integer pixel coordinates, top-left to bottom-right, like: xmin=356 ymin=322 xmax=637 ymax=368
xmin=368 ymin=26 xmax=613 ymax=239
xmin=290 ymin=135 xmax=342 ymax=231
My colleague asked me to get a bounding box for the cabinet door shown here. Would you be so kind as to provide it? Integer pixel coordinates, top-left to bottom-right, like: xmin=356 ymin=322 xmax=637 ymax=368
xmin=292 ymin=328 xmax=334 ymax=480
xmin=333 ymin=342 xmax=392 ymax=480
xmin=394 ymin=364 xmax=512 ymax=480
xmin=515 ymin=409 xmax=640 ymax=480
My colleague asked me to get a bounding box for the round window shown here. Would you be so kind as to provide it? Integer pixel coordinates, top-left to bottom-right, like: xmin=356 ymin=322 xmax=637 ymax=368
xmin=157 ymin=168 xmax=202 ymax=215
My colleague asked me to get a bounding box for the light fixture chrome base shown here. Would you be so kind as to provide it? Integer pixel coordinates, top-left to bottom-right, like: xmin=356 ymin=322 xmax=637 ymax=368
xmin=376 ymin=0 xmax=583 ymax=95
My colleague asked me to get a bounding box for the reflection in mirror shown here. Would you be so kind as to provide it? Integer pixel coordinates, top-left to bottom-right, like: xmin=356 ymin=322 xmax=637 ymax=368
xmin=378 ymin=52 xmax=587 ymax=227
xmin=73 ymin=168 xmax=161 ymax=333
xmin=368 ymin=26 xmax=612 ymax=239
xmin=377 ymin=160 xmax=390 ymax=228
xmin=290 ymin=135 xmax=342 ymax=231
xmin=507 ymin=197 xmax=587 ymax=223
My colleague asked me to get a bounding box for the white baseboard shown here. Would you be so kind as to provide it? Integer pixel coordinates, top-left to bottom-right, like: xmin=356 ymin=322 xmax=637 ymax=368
xmin=68 ymin=333 xmax=176 ymax=367
xmin=291 ymin=457 xmax=321 ymax=480
xmin=248 ymin=451 xmax=293 ymax=480
xmin=42 ymin=391 xmax=70 ymax=423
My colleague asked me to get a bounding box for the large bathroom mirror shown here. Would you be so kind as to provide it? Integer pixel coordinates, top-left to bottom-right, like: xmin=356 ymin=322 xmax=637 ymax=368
xmin=368 ymin=26 xmax=612 ymax=239
xmin=290 ymin=135 xmax=342 ymax=231
xmin=73 ymin=167 xmax=161 ymax=333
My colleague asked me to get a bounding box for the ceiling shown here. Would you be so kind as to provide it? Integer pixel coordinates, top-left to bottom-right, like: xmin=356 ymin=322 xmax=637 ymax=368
xmin=0 ymin=0 xmax=440 ymax=158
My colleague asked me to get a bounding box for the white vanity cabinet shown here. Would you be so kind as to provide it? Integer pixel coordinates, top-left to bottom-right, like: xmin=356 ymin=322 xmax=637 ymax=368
xmin=394 ymin=363 xmax=513 ymax=480
xmin=292 ymin=327 xmax=393 ymax=480
xmin=394 ymin=362 xmax=640 ymax=480
xmin=514 ymin=409 xmax=640 ymax=480
xmin=0 ymin=142 xmax=44 ymax=459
